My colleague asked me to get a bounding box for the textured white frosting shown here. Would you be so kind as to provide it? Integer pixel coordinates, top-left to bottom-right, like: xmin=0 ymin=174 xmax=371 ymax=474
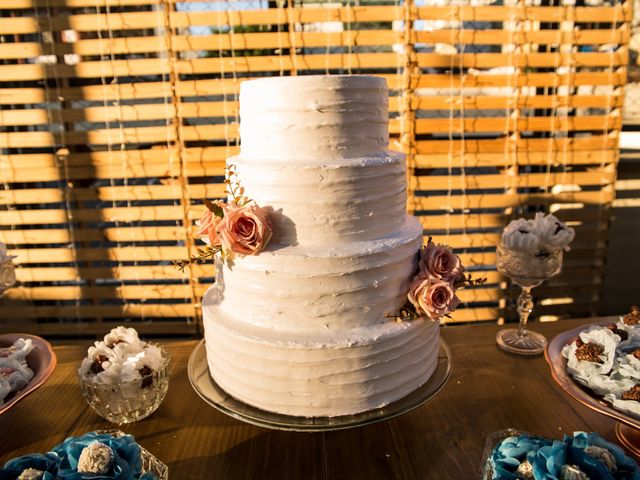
xmin=203 ymin=75 xmax=439 ymax=417
xmin=204 ymin=286 xmax=439 ymax=417
xmin=239 ymin=75 xmax=389 ymax=160
xmin=211 ymin=218 xmax=422 ymax=333
xmin=231 ymin=152 xmax=408 ymax=247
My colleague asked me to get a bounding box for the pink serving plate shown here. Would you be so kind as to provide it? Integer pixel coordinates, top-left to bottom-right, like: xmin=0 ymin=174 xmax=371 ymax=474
xmin=0 ymin=333 xmax=57 ymax=415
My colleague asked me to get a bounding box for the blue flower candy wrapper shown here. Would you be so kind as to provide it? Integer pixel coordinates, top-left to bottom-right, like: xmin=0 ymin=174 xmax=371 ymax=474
xmin=53 ymin=432 xmax=147 ymax=480
xmin=0 ymin=430 xmax=165 ymax=480
xmin=484 ymin=430 xmax=640 ymax=480
xmin=0 ymin=452 xmax=59 ymax=480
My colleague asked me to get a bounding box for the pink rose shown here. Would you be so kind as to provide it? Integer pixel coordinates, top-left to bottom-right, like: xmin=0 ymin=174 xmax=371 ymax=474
xmin=419 ymin=241 xmax=464 ymax=282
xmin=196 ymin=207 xmax=223 ymax=247
xmin=217 ymin=203 xmax=272 ymax=256
xmin=407 ymin=275 xmax=460 ymax=319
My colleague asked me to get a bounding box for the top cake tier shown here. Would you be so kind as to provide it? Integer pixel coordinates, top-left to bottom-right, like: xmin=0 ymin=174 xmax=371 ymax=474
xmin=239 ymin=75 xmax=389 ymax=160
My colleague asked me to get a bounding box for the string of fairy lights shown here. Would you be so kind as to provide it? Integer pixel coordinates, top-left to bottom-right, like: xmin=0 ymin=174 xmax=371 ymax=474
xmin=0 ymin=0 xmax=627 ymax=325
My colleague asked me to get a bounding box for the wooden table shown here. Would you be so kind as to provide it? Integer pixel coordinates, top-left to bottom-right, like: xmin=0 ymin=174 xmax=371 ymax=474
xmin=0 ymin=318 xmax=623 ymax=479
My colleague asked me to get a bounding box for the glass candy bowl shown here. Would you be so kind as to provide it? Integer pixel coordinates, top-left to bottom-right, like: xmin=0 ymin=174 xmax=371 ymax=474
xmin=496 ymin=244 xmax=563 ymax=355
xmin=78 ymin=345 xmax=170 ymax=424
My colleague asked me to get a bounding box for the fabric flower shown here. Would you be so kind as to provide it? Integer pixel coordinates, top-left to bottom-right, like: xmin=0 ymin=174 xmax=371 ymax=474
xmin=563 ymin=327 xmax=619 ymax=378
xmin=613 ymin=352 xmax=640 ymax=381
xmin=566 ymin=432 xmax=640 ymax=480
xmin=196 ymin=205 xmax=224 ymax=247
xmin=217 ymin=203 xmax=272 ymax=256
xmin=103 ymin=326 xmax=142 ymax=349
xmin=78 ymin=327 xmax=164 ymax=388
xmin=603 ymin=394 xmax=640 ymax=421
xmin=532 ymin=212 xmax=575 ymax=252
xmin=0 ymin=453 xmax=60 ymax=480
xmin=490 ymin=435 xmax=552 ymax=479
xmin=418 ymin=241 xmax=464 ymax=282
xmin=528 ymin=440 xmax=567 ymax=479
xmin=52 ymin=432 xmax=149 ymax=480
xmin=407 ymin=275 xmax=460 ymax=320
xmin=501 ymin=218 xmax=541 ymax=254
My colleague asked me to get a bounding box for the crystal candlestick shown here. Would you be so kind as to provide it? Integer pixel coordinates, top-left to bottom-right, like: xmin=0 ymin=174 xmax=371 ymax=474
xmin=496 ymin=244 xmax=563 ymax=355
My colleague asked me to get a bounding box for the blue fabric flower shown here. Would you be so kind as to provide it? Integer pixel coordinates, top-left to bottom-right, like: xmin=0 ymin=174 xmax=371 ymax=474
xmin=51 ymin=432 xmax=147 ymax=480
xmin=489 ymin=431 xmax=640 ymax=480
xmin=567 ymin=432 xmax=640 ymax=480
xmin=0 ymin=452 xmax=60 ymax=480
xmin=490 ymin=435 xmax=552 ymax=479
xmin=529 ymin=439 xmax=567 ymax=480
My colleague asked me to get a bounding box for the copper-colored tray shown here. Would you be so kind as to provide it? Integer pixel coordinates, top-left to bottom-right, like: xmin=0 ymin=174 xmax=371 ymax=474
xmin=546 ymin=323 xmax=640 ymax=456
xmin=0 ymin=333 xmax=57 ymax=415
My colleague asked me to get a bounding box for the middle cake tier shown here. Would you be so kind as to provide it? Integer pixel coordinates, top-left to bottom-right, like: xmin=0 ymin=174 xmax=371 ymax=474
xmin=211 ymin=217 xmax=423 ymax=333
xmin=231 ymin=151 xmax=409 ymax=247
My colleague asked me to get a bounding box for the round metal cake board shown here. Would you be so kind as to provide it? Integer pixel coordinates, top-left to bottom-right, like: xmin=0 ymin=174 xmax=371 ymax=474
xmin=188 ymin=337 xmax=452 ymax=432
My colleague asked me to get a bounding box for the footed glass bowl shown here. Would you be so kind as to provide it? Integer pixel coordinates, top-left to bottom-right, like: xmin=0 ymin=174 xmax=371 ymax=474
xmin=78 ymin=345 xmax=170 ymax=424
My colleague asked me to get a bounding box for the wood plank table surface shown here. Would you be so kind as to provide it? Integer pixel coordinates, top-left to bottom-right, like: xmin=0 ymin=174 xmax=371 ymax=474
xmin=0 ymin=317 xmax=625 ymax=479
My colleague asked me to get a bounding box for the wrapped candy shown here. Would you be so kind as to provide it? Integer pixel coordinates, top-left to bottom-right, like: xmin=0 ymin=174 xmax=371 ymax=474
xmin=501 ymin=212 xmax=575 ymax=255
xmin=532 ymin=212 xmax=575 ymax=252
xmin=501 ymin=218 xmax=541 ymax=254
xmin=488 ymin=432 xmax=640 ymax=480
xmin=78 ymin=327 xmax=164 ymax=387
xmin=0 ymin=338 xmax=34 ymax=405
xmin=563 ymin=312 xmax=640 ymax=422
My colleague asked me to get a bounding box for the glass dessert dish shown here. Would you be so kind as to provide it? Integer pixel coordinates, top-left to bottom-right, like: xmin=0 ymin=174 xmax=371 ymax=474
xmin=96 ymin=430 xmax=168 ymax=479
xmin=78 ymin=344 xmax=170 ymax=424
xmin=496 ymin=243 xmax=563 ymax=355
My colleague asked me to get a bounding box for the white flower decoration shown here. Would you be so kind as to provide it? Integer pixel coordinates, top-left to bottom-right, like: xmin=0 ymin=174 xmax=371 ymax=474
xmin=103 ymin=326 xmax=142 ymax=347
xmin=78 ymin=326 xmax=162 ymax=390
xmin=604 ymin=393 xmax=640 ymax=420
xmin=563 ymin=327 xmax=619 ymax=378
xmin=0 ymin=338 xmax=35 ymax=405
xmin=578 ymin=372 xmax=635 ymax=397
xmin=531 ymin=212 xmax=575 ymax=252
xmin=612 ymin=352 xmax=640 ymax=381
xmin=501 ymin=218 xmax=540 ymax=253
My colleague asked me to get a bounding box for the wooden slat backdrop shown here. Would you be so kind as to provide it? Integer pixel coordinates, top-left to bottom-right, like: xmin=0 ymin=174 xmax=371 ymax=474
xmin=0 ymin=0 xmax=630 ymax=335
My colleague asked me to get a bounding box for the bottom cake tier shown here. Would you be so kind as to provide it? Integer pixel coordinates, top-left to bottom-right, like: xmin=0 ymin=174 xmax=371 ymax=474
xmin=203 ymin=286 xmax=440 ymax=417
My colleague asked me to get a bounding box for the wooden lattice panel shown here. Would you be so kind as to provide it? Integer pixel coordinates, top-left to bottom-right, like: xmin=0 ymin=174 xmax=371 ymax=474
xmin=0 ymin=0 xmax=630 ymax=334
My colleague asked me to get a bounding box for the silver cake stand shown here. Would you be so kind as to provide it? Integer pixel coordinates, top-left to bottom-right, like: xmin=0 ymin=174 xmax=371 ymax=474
xmin=188 ymin=338 xmax=452 ymax=432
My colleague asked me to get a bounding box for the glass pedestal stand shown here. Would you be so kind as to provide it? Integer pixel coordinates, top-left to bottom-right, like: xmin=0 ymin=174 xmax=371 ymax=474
xmin=496 ymin=284 xmax=548 ymax=355
xmin=496 ymin=244 xmax=563 ymax=356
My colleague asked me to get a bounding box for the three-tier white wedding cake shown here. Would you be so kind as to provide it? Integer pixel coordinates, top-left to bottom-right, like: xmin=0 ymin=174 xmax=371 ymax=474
xmin=202 ymin=75 xmax=439 ymax=417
